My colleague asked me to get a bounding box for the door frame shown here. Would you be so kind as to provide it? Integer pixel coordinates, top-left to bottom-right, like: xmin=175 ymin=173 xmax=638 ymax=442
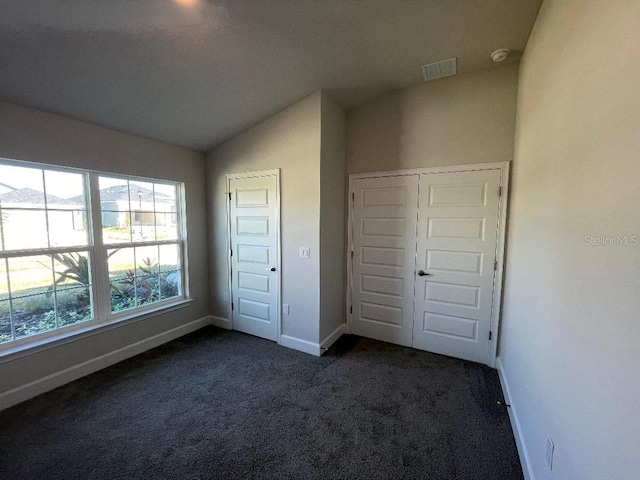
xmin=346 ymin=162 xmax=510 ymax=367
xmin=226 ymin=169 xmax=282 ymax=342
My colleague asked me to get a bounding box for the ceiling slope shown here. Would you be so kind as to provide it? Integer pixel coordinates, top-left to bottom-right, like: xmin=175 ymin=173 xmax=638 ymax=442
xmin=0 ymin=0 xmax=541 ymax=152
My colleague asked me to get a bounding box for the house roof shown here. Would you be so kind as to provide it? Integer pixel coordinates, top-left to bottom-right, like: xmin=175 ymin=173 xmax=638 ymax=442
xmin=73 ymin=184 xmax=173 ymax=204
xmin=0 ymin=188 xmax=80 ymax=206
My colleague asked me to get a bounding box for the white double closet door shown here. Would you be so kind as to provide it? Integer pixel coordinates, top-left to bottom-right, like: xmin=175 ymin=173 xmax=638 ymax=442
xmin=350 ymin=168 xmax=504 ymax=365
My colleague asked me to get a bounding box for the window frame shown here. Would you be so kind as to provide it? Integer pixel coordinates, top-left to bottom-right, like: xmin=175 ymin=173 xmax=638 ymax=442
xmin=0 ymin=158 xmax=189 ymax=354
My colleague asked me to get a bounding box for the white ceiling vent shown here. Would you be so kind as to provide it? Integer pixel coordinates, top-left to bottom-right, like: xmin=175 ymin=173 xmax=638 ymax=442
xmin=421 ymin=57 xmax=457 ymax=82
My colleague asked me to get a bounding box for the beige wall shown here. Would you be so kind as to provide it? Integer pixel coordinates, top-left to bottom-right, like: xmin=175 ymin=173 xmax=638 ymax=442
xmin=319 ymin=93 xmax=347 ymax=342
xmin=0 ymin=101 xmax=209 ymax=398
xmin=207 ymin=92 xmax=322 ymax=343
xmin=347 ymin=66 xmax=518 ymax=174
xmin=499 ymin=1 xmax=640 ymax=479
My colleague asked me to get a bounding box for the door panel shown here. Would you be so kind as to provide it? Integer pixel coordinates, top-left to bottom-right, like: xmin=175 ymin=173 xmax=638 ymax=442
xmin=412 ymin=170 xmax=501 ymax=363
xmin=351 ymin=176 xmax=419 ymax=347
xmin=229 ymin=174 xmax=279 ymax=341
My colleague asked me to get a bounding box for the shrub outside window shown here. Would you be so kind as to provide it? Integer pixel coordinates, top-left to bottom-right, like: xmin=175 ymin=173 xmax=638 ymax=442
xmin=0 ymin=160 xmax=186 ymax=347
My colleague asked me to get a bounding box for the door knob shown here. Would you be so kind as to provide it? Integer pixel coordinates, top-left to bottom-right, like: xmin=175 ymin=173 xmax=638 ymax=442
xmin=417 ymin=270 xmax=431 ymax=276
xmin=268 ymin=266 xmax=276 ymax=272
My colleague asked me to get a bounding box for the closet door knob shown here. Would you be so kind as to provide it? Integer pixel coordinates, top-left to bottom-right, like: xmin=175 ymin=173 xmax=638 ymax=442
xmin=417 ymin=270 xmax=431 ymax=277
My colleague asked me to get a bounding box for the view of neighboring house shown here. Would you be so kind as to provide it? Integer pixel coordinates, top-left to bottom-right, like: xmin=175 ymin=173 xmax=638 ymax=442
xmin=0 ymin=183 xmax=177 ymax=250
xmin=86 ymin=184 xmax=176 ymax=229
xmin=0 ymin=187 xmax=85 ymax=249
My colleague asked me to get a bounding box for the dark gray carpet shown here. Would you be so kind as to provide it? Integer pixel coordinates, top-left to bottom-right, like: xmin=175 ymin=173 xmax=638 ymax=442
xmin=0 ymin=327 xmax=523 ymax=480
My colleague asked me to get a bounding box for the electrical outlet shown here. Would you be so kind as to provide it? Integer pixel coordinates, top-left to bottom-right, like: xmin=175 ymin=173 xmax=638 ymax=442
xmin=546 ymin=436 xmax=554 ymax=470
xmin=282 ymin=304 xmax=290 ymax=315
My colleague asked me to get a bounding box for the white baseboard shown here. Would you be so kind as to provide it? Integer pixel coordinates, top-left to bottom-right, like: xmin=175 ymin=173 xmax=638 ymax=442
xmin=496 ymin=356 xmax=536 ymax=480
xmin=279 ymin=335 xmax=321 ymax=356
xmin=320 ymin=323 xmax=346 ymax=353
xmin=0 ymin=315 xmax=213 ymax=412
xmin=210 ymin=315 xmax=232 ymax=330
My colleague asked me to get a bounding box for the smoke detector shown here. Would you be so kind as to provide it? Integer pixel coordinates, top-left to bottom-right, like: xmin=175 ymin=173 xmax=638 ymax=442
xmin=490 ymin=49 xmax=510 ymax=63
xmin=421 ymin=57 xmax=457 ymax=82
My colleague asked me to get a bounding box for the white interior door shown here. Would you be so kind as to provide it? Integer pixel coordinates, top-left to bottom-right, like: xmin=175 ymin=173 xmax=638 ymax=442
xmin=229 ymin=173 xmax=279 ymax=341
xmin=350 ymin=175 xmax=419 ymax=347
xmin=412 ymin=170 xmax=502 ymax=363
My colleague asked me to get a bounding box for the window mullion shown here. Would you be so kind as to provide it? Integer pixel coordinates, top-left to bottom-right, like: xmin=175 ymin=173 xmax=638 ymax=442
xmin=88 ymin=173 xmax=110 ymax=322
xmin=51 ymin=255 xmax=59 ymax=330
xmin=4 ymin=257 xmax=16 ymax=341
xmin=178 ymin=183 xmax=189 ymax=299
xmin=0 ymin=203 xmax=5 ymax=251
xmin=41 ymin=169 xmax=52 ymax=249
xmin=0 ymin=245 xmax=91 ymax=259
xmin=103 ymin=239 xmax=180 ymax=249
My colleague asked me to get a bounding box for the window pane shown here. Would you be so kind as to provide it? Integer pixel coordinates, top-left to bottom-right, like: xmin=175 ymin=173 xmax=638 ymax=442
xmin=158 ymin=244 xmax=180 ymax=273
xmin=132 ymin=212 xmax=156 ymax=242
xmin=157 ymin=213 xmax=178 ymax=240
xmin=154 ymin=183 xmax=176 ymax=205
xmin=158 ymin=244 xmax=182 ymax=299
xmin=100 ymin=177 xmax=132 ymax=244
xmin=99 ymin=177 xmax=131 ymax=210
xmin=53 ymin=252 xmax=91 ymax=288
xmin=101 ymin=211 xmax=132 ymax=244
xmin=129 ymin=181 xmax=155 ymax=205
xmin=135 ymin=245 xmax=159 ymax=277
xmin=0 ymin=259 xmax=8 ymax=301
xmin=108 ymin=247 xmax=134 ymax=281
xmin=0 ymin=300 xmax=10 ymax=344
xmin=155 ymin=183 xmax=178 ymax=241
xmin=160 ymin=270 xmax=181 ymax=300
xmin=56 ymin=287 xmax=92 ymax=328
xmin=8 ymin=255 xmax=54 ymax=298
xmin=108 ymin=247 xmax=135 ymax=312
xmin=129 ymin=181 xmax=155 ymax=241
xmin=12 ymin=294 xmax=56 ymax=339
xmin=0 ymin=164 xmax=45 ymax=209
xmin=44 ymin=170 xmax=85 ymax=208
xmin=48 ymin=210 xmax=88 ymax=247
xmin=135 ymin=246 xmax=160 ymax=306
xmin=2 ymin=209 xmax=49 ymax=250
xmin=111 ymin=287 xmax=137 ymax=313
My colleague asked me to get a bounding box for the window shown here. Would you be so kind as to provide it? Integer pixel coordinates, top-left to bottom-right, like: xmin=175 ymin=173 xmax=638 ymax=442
xmin=0 ymin=160 xmax=187 ymax=348
xmin=99 ymin=176 xmax=183 ymax=313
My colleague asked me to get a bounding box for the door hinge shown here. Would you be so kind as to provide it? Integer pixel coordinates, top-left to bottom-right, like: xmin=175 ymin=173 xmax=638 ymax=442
xmin=494 ymin=260 xmax=498 ymax=271
xmin=230 ymin=248 xmax=233 ymax=257
xmin=228 ymin=192 xmax=231 ymax=200
xmin=350 ymin=306 xmax=353 ymax=314
xmin=489 ymin=331 xmax=493 ymax=340
xmin=498 ymin=186 xmax=502 ymax=197
xmin=352 ymin=192 xmax=355 ymax=202
xmin=231 ymin=302 xmax=234 ymax=311
xmin=351 ymin=250 xmax=354 ymax=259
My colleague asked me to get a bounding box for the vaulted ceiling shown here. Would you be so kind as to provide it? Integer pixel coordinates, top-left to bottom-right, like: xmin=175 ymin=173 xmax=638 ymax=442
xmin=0 ymin=0 xmax=541 ymax=152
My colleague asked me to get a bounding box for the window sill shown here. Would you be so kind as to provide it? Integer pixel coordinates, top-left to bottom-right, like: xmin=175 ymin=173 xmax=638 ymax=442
xmin=0 ymin=298 xmax=194 ymax=364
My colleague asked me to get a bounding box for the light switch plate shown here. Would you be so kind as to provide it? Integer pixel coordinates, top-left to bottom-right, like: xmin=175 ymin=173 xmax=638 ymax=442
xmin=282 ymin=304 xmax=290 ymax=315
xmin=299 ymin=247 xmax=310 ymax=258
